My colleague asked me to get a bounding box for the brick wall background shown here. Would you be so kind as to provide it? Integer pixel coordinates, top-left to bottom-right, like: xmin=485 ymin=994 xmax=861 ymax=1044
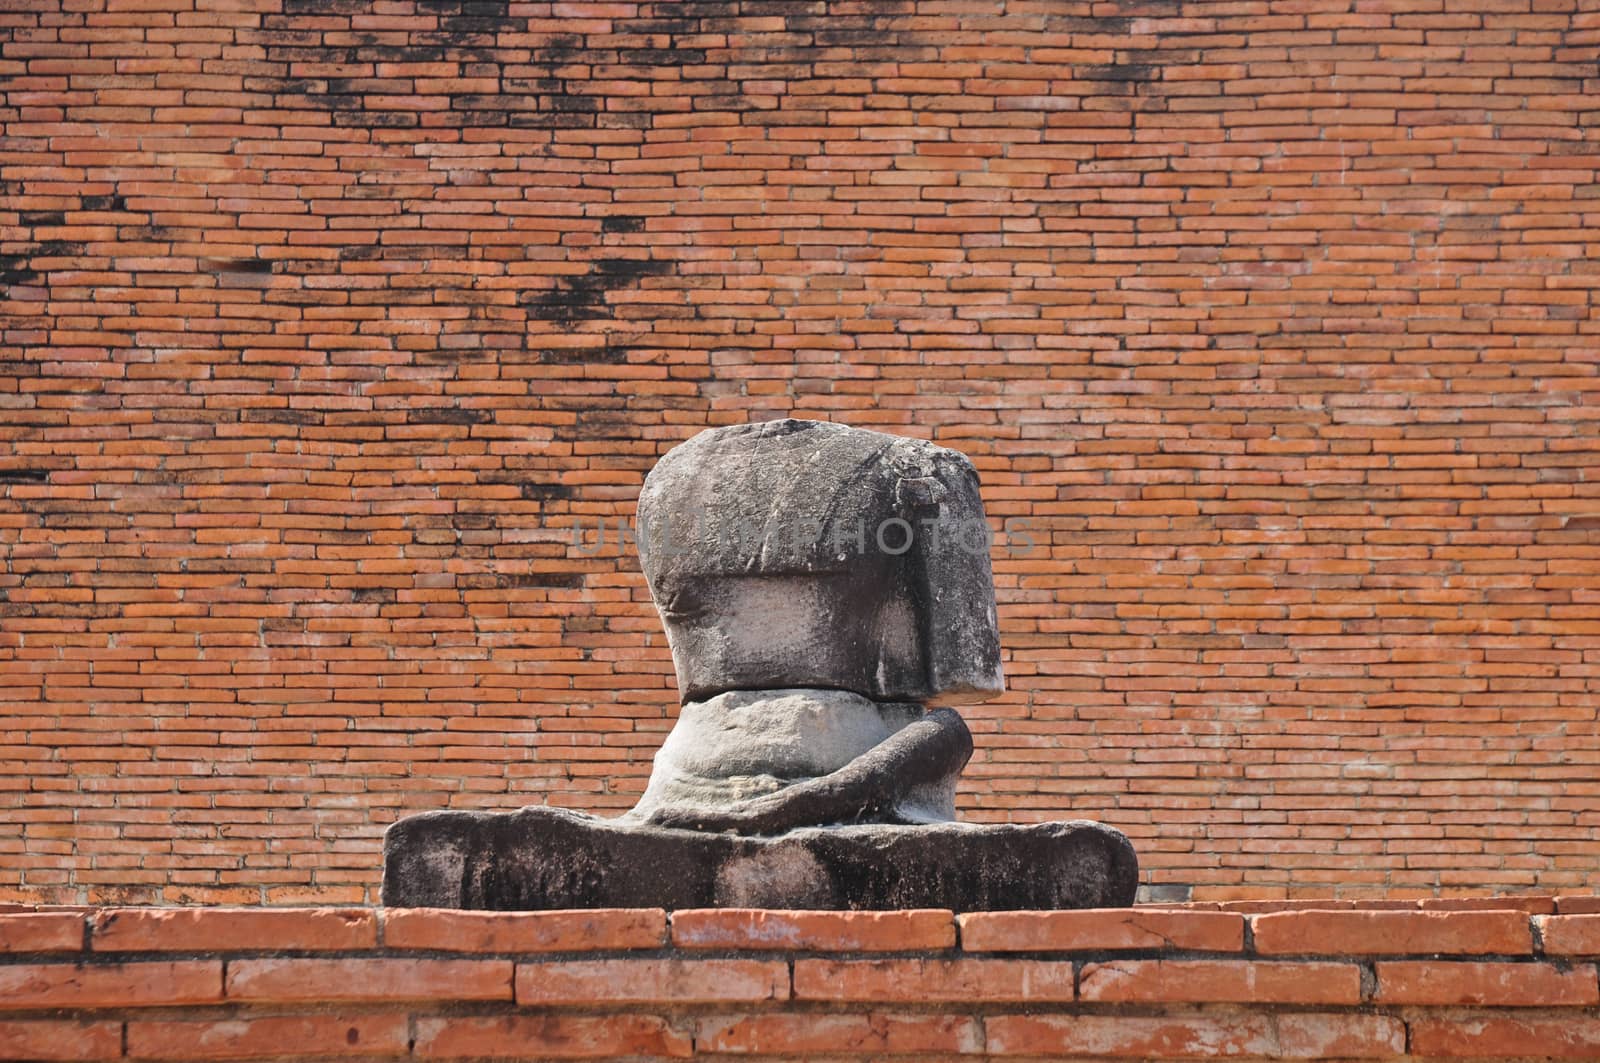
xmin=2 ymin=0 xmax=1599 ymax=904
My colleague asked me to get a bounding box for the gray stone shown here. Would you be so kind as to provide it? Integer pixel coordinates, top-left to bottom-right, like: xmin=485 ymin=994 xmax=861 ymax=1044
xmin=383 ymin=418 xmax=1139 ymax=911
xmin=635 ymin=418 xmax=1003 ymax=704
xmin=383 ymin=806 xmax=1138 ymax=911
xmin=620 ymin=688 xmax=960 ymax=830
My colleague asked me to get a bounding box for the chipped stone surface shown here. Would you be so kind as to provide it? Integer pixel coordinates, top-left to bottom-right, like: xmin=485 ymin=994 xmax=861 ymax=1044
xmin=637 ymin=418 xmax=1004 ymax=704
xmin=382 ymin=807 xmax=1137 ymax=911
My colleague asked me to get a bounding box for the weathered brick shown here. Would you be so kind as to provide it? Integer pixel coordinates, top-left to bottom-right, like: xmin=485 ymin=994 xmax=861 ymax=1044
xmin=1080 ymin=960 xmax=1362 ymax=1005
xmin=1410 ymin=1014 xmax=1600 ymax=1059
xmin=697 ymin=1012 xmax=981 ymax=1055
xmin=414 ymin=1015 xmax=692 ymax=1059
xmin=226 ymin=958 xmax=512 ymax=1003
xmin=794 ymin=958 xmax=1075 ymax=1003
xmin=986 ymin=1013 xmax=1277 ymax=1057
xmin=93 ymin=907 xmax=376 ymax=952
xmin=0 ymin=961 xmax=222 ymax=1009
xmin=1541 ymin=915 xmax=1600 ymax=956
xmin=0 ymin=1020 xmax=123 ymax=1062
xmin=516 ymin=959 xmax=788 ymax=1006
xmin=384 ymin=908 xmax=665 ymax=953
xmin=1251 ymin=910 xmax=1533 ymax=956
xmin=672 ymin=908 xmax=955 ymax=951
xmin=961 ymin=909 xmax=1244 ymax=952
xmin=1374 ymin=961 xmax=1599 ymax=1006
xmin=126 ymin=1015 xmax=410 ymax=1060
xmin=0 ymin=913 xmax=84 ymax=953
xmin=1276 ymin=1013 xmax=1407 ymax=1058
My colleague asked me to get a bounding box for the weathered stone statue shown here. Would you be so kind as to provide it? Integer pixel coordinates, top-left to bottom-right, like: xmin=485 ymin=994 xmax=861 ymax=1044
xmin=384 ymin=419 xmax=1137 ymax=910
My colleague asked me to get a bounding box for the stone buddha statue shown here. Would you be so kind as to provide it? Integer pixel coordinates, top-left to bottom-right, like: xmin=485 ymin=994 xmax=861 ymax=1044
xmin=383 ymin=419 xmax=1137 ymax=910
xmin=622 ymin=418 xmax=1000 ymax=835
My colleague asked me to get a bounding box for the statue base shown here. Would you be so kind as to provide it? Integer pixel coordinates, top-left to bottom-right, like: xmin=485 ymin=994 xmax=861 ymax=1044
xmin=381 ymin=806 xmax=1138 ymax=911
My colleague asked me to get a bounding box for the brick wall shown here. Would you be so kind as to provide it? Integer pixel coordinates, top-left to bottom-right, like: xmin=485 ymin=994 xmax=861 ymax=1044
xmin=3 ymin=0 xmax=1600 ymax=904
xmin=5 ymin=902 xmax=1600 ymax=1059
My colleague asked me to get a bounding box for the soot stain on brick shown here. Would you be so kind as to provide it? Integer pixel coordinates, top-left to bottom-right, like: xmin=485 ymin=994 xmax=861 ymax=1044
xmin=555 ymin=408 xmax=639 ymax=443
xmin=242 ymin=409 xmax=322 ymax=426
xmin=478 ymin=473 xmax=574 ymax=501
xmin=409 ymin=406 xmax=494 ymax=426
xmin=537 ymin=345 xmax=632 ymax=365
xmin=0 ymin=253 xmax=40 ymax=288
xmin=201 ymin=258 xmax=276 ymax=284
xmin=520 ymin=258 xmax=673 ymax=329
xmin=1082 ymin=63 xmax=1157 ymax=83
xmin=0 ymin=470 xmax=50 ymax=484
xmin=503 ymin=572 xmax=585 ymax=589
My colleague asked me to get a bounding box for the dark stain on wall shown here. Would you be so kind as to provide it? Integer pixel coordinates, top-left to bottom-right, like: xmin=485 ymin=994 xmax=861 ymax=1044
xmin=520 ymin=259 xmax=674 ymax=329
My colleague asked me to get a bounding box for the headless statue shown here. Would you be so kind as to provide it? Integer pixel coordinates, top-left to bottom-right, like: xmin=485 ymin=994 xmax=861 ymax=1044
xmin=622 ymin=418 xmax=1000 ymax=835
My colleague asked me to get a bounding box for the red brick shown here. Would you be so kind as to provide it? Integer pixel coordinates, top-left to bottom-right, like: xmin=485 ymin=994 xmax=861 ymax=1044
xmin=1542 ymin=915 xmax=1600 ymax=956
xmin=414 ymin=1015 xmax=691 ymax=1059
xmin=127 ymin=1015 xmax=410 ymax=1060
xmin=93 ymin=907 xmax=376 ymax=952
xmin=1251 ymin=910 xmax=1533 ymax=956
xmin=0 ymin=961 xmax=222 ymax=1009
xmin=226 ymin=958 xmax=511 ymax=1003
xmin=0 ymin=913 xmax=83 ymax=953
xmin=516 ymin=959 xmax=787 ymax=1005
xmin=1277 ymin=1013 xmax=1406 ymax=1058
xmin=1374 ymin=961 xmax=1599 ymax=1006
xmin=986 ymin=1013 xmax=1277 ymax=1057
xmin=0 ymin=1020 xmax=123 ymax=1062
xmin=672 ymin=908 xmax=954 ymax=951
xmin=1556 ymin=898 xmax=1600 ymax=916
xmin=384 ymin=908 xmax=665 ymax=952
xmin=793 ymin=957 xmax=1074 ymax=1003
xmin=1080 ymin=960 xmax=1362 ymax=1005
xmin=697 ymin=1012 xmax=981 ymax=1055
xmin=1410 ymin=1015 xmax=1600 ymax=1059
xmin=961 ymin=909 xmax=1243 ymax=952
xmin=1420 ymin=897 xmax=1557 ymax=915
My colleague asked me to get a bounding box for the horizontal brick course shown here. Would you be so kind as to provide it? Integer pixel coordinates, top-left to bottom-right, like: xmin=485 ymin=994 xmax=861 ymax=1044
xmin=0 ymin=903 xmax=1592 ymax=1059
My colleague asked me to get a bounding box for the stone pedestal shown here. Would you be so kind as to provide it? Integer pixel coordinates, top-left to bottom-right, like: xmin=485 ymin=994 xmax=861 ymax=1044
xmin=382 ymin=807 xmax=1138 ymax=911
